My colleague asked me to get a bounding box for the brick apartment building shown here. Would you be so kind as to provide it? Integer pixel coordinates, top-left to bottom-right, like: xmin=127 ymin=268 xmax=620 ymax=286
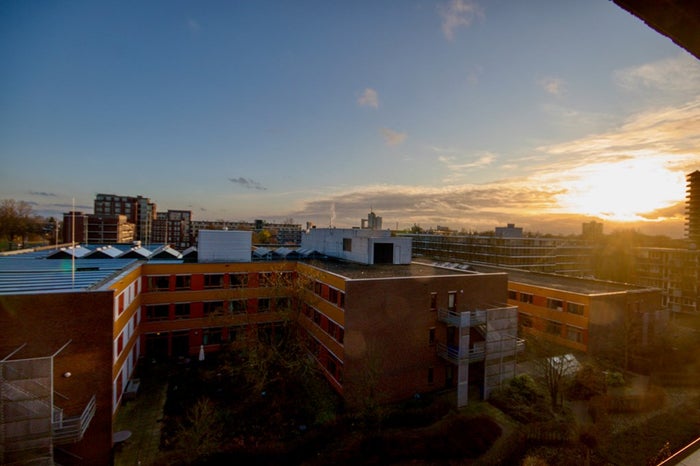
xmin=0 ymin=228 xmax=520 ymax=464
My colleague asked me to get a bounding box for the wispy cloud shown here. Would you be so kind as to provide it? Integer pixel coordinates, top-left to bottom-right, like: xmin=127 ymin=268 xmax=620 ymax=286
xmin=438 ymin=151 xmax=496 ymax=182
xmin=614 ymin=53 xmax=700 ymax=94
xmin=380 ymin=127 xmax=407 ymax=146
xmin=29 ymin=191 xmax=57 ymax=197
xmin=439 ymin=0 xmax=484 ymax=41
xmin=228 ymin=177 xmax=267 ymax=191
xmin=539 ymin=76 xmax=565 ymax=96
xmin=358 ymin=88 xmax=379 ymax=108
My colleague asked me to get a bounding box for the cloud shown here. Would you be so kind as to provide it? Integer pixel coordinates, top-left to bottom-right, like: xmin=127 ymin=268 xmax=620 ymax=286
xmin=29 ymin=191 xmax=57 ymax=197
xmin=539 ymin=97 xmax=700 ymax=163
xmin=614 ymin=53 xmax=700 ymax=94
xmin=380 ymin=127 xmax=407 ymax=146
xmin=437 ymin=151 xmax=496 ymax=182
xmin=358 ymin=88 xmax=379 ymax=108
xmin=539 ymin=77 xmax=565 ymax=96
xmin=439 ymin=0 xmax=484 ymax=41
xmin=228 ymin=177 xmax=267 ymax=191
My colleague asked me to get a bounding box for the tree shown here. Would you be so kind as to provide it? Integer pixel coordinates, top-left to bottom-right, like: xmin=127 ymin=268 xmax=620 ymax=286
xmin=0 ymin=199 xmax=36 ymax=249
xmin=526 ymin=336 xmax=579 ymax=409
xmin=171 ymin=398 xmax=223 ymax=464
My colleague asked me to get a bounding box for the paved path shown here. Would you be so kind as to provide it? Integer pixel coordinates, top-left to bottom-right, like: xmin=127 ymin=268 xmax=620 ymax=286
xmin=114 ymin=375 xmax=168 ymax=466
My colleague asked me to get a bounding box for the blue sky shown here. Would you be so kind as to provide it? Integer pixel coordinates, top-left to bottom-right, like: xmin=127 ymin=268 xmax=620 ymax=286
xmin=1 ymin=1 xmax=698 ymax=237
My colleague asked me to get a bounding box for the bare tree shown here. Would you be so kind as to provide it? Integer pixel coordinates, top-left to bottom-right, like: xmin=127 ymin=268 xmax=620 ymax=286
xmin=171 ymin=398 xmax=223 ymax=464
xmin=526 ymin=336 xmax=579 ymax=409
xmin=0 ymin=199 xmax=36 ymax=249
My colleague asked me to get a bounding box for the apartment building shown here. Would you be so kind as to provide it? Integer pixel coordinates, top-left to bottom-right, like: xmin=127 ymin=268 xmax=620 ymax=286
xmin=0 ymin=229 xmax=520 ymax=464
xmin=446 ymin=263 xmax=668 ymax=357
xmin=635 ymin=247 xmax=700 ymax=314
xmin=62 ymin=211 xmax=89 ymax=243
xmin=151 ymin=209 xmax=193 ymax=248
xmin=191 ymin=219 xmax=303 ymax=245
xmin=94 ymin=194 xmax=156 ymax=244
xmin=405 ymin=230 xmax=594 ymax=276
xmin=634 ymin=171 xmax=700 ymax=316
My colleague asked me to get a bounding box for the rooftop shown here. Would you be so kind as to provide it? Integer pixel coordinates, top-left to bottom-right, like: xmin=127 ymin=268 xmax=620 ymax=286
xmin=429 ymin=261 xmax=652 ymax=296
xmin=308 ymin=260 xmax=480 ymax=280
xmin=0 ymin=256 xmax=139 ymax=295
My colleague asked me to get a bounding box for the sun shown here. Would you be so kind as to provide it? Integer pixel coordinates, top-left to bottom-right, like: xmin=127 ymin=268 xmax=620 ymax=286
xmin=554 ymin=159 xmax=685 ymax=222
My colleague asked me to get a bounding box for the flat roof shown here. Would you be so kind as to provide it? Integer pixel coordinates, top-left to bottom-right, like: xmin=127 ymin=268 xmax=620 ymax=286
xmin=0 ymin=257 xmax=139 ymax=295
xmin=428 ymin=261 xmax=653 ymax=295
xmin=308 ymin=260 xmax=483 ymax=280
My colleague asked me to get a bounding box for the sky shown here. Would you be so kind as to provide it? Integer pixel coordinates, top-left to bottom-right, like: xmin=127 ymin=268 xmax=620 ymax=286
xmin=1 ymin=1 xmax=699 ymax=237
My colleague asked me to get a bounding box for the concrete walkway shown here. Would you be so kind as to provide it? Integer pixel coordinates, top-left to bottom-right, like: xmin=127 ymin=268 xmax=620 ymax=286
xmin=113 ymin=373 xmax=169 ymax=466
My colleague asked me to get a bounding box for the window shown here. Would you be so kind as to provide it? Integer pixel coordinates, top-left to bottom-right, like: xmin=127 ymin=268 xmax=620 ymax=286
xmin=258 ymin=298 xmax=271 ymax=312
xmin=430 ymin=292 xmax=437 ymax=311
xmin=175 ymin=275 xmax=191 ymax=290
xmin=313 ymin=310 xmax=321 ymax=325
xmin=203 ymin=301 xmax=224 ymax=317
xmin=146 ymin=305 xmax=169 ymax=321
xmin=566 ymin=326 xmax=583 ymax=343
xmin=259 ymin=272 xmax=273 ymax=287
xmin=339 ymin=292 xmax=345 ymax=309
xmin=148 ymin=276 xmax=169 ymax=291
xmin=567 ymin=302 xmax=584 ymax=316
xmin=204 ymin=274 xmax=223 ymax=289
xmin=174 ymin=303 xmax=190 ymax=319
xmin=508 ymin=290 xmax=517 ymax=300
xmin=429 ymin=327 xmax=436 ymax=345
xmin=229 ymin=299 xmax=247 ymax=314
xmin=328 ymin=320 xmax=338 ymax=340
xmin=343 ymin=238 xmax=352 ymax=251
xmin=229 ymin=273 xmax=248 ymax=288
xmin=519 ymin=293 xmax=533 ymax=304
xmin=329 ymin=288 xmax=339 ymax=305
xmin=202 ymin=328 xmax=223 ymax=346
xmin=545 ymin=320 xmax=562 ymax=336
xmin=275 ymin=298 xmax=290 ymax=311
xmin=520 ymin=313 xmax=533 ymax=328
xmin=546 ymin=298 xmax=564 ymax=311
xmin=448 ymin=291 xmax=457 ymax=311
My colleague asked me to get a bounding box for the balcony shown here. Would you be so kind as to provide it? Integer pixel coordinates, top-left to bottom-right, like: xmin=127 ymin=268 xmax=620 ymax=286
xmin=52 ymin=395 xmax=97 ymax=445
xmin=437 ymin=309 xmax=487 ymax=327
xmin=436 ymin=341 xmax=485 ymax=363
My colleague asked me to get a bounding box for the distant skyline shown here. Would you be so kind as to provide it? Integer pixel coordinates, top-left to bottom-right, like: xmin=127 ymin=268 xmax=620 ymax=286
xmin=1 ymin=1 xmax=698 ymax=237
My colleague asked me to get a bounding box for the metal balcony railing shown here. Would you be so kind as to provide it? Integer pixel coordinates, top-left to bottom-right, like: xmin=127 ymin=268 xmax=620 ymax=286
xmin=52 ymin=395 xmax=96 ymax=445
xmin=437 ymin=309 xmax=487 ymax=327
xmin=436 ymin=342 xmax=485 ymax=363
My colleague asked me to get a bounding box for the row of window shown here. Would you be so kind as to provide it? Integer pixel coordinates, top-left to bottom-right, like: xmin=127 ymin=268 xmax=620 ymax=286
xmin=308 ymin=279 xmax=346 ymax=309
xmin=301 ymin=303 xmax=345 ymax=344
xmin=520 ymin=313 xmax=584 ymax=343
xmin=510 ymin=290 xmax=584 ymax=316
xmin=145 ymin=271 xmax=295 ymax=292
xmin=144 ymin=298 xmax=291 ymax=321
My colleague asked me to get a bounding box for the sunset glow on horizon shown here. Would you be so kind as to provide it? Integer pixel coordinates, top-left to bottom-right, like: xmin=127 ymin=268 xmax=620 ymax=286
xmin=1 ymin=1 xmax=698 ymax=238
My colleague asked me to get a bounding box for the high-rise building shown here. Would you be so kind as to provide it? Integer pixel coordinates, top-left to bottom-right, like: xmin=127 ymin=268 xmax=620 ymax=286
xmin=62 ymin=211 xmax=89 ymax=243
xmin=686 ymin=170 xmax=700 ymax=247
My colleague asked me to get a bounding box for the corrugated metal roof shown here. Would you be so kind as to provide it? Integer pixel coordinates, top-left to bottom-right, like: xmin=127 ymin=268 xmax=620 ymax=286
xmin=0 ymin=258 xmax=138 ymax=295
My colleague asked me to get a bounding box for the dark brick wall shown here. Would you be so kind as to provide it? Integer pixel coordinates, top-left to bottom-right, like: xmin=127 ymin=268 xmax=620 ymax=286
xmin=342 ymin=272 xmax=508 ymax=405
xmin=0 ymin=291 xmax=115 ymax=465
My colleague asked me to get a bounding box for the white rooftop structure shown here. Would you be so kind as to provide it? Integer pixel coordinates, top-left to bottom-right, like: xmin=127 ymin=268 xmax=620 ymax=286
xmin=197 ymin=230 xmax=252 ymax=262
xmin=301 ymin=228 xmax=411 ymax=265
